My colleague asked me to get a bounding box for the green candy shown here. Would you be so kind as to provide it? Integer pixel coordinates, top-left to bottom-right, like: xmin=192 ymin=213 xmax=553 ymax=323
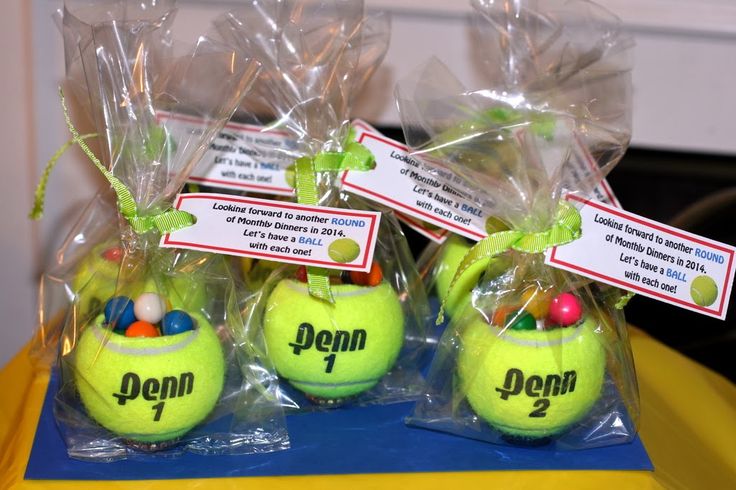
xmin=508 ymin=310 xmax=537 ymax=331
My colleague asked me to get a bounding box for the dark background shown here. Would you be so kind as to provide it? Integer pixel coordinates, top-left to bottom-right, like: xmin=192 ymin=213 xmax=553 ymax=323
xmin=379 ymin=126 xmax=736 ymax=382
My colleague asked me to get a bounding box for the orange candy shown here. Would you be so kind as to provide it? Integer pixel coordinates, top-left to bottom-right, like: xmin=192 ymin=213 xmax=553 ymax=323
xmin=125 ymin=321 xmax=160 ymax=338
xmin=520 ymin=286 xmax=554 ymax=319
xmin=349 ymin=262 xmax=383 ymax=287
xmin=491 ymin=305 xmax=518 ymax=327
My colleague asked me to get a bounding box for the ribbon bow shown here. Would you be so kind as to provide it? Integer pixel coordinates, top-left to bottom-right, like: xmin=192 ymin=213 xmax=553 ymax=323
xmin=29 ymin=89 xmax=194 ymax=235
xmin=437 ymin=200 xmax=582 ymax=324
xmin=294 ymin=130 xmax=376 ymax=303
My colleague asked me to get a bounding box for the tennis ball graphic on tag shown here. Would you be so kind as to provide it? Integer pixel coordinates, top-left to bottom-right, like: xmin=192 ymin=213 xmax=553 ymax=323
xmin=263 ymin=279 xmax=404 ymax=400
xmin=327 ymin=238 xmax=361 ymax=263
xmin=458 ymin=314 xmax=605 ymax=439
xmin=73 ymin=312 xmax=225 ymax=443
xmin=690 ymin=275 xmax=718 ymax=307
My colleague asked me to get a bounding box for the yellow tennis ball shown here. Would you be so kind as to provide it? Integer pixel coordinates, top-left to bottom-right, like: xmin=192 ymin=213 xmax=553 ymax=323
xmin=263 ymin=279 xmax=404 ymax=400
xmin=72 ymin=312 xmax=225 ymax=443
xmin=72 ymin=243 xmax=124 ymax=316
xmin=435 ymin=235 xmax=508 ymax=316
xmin=72 ymin=243 xmax=207 ymax=316
xmin=458 ymin=315 xmax=605 ymax=439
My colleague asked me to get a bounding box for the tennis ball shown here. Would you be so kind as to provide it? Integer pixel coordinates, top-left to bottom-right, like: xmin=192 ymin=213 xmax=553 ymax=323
xmin=73 ymin=312 xmax=225 ymax=443
xmin=263 ymin=279 xmax=404 ymax=399
xmin=73 ymin=243 xmax=207 ymax=317
xmin=435 ymin=235 xmax=509 ymax=316
xmin=327 ymin=238 xmax=361 ymax=263
xmin=240 ymin=258 xmax=282 ymax=290
xmin=690 ymin=275 xmax=718 ymax=307
xmin=458 ymin=315 xmax=605 ymax=439
xmin=73 ymin=243 xmax=125 ymax=316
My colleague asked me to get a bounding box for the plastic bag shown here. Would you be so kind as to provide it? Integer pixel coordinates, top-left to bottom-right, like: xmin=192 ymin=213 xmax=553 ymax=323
xmin=32 ymin=0 xmax=289 ymax=461
xmin=398 ymin=0 xmax=639 ymax=449
xmin=217 ymin=0 xmax=430 ymax=410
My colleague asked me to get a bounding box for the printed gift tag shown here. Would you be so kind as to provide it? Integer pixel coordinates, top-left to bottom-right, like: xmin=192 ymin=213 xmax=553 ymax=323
xmin=342 ymin=122 xmax=488 ymax=241
xmin=161 ymin=112 xmax=297 ymax=196
xmin=547 ymin=195 xmax=736 ymax=319
xmin=342 ymin=121 xmax=621 ymax=242
xmin=161 ymin=193 xmax=381 ymax=272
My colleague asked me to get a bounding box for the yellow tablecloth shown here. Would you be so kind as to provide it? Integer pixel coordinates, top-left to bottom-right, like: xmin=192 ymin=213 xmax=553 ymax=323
xmin=1 ymin=327 xmax=735 ymax=489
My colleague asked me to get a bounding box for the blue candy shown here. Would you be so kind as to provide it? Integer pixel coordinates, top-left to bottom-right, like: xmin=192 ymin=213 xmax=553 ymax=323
xmin=161 ymin=310 xmax=194 ymax=335
xmin=104 ymin=296 xmax=136 ymax=332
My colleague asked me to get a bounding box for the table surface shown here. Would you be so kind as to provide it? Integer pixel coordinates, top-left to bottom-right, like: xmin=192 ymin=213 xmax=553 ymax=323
xmin=2 ymin=327 xmax=735 ymax=489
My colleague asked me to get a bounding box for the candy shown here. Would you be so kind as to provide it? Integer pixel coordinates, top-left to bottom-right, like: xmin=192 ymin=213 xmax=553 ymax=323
xmin=491 ymin=305 xmax=518 ymax=327
xmin=161 ymin=310 xmax=195 ymax=335
xmin=125 ymin=321 xmax=160 ymax=337
xmin=101 ymin=246 xmax=124 ymax=263
xmin=104 ymin=296 xmax=136 ymax=331
xmin=295 ymin=265 xmax=308 ymax=283
xmin=507 ymin=310 xmax=537 ymax=331
xmin=349 ymin=262 xmax=383 ymax=287
xmin=548 ymin=293 xmax=583 ymax=326
xmin=520 ymin=286 xmax=554 ymax=319
xmin=134 ymin=292 xmax=167 ymax=324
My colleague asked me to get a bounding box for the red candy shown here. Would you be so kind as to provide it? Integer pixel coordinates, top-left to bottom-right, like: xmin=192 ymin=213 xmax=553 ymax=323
xmin=101 ymin=246 xmax=123 ymax=263
xmin=125 ymin=321 xmax=160 ymax=338
xmin=548 ymin=292 xmax=583 ymax=327
xmin=295 ymin=266 xmax=308 ymax=283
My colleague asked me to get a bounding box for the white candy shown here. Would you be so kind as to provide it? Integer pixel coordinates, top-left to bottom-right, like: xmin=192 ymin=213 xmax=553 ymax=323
xmin=134 ymin=292 xmax=167 ymax=324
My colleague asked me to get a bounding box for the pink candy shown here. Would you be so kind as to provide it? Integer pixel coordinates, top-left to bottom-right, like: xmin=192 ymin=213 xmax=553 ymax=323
xmin=548 ymin=292 xmax=582 ymax=326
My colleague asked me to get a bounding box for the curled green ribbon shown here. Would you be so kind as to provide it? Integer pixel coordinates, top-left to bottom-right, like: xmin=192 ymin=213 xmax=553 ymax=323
xmin=437 ymin=200 xmax=582 ymax=325
xmin=294 ymin=130 xmax=376 ymax=303
xmin=29 ymin=89 xmax=194 ymax=235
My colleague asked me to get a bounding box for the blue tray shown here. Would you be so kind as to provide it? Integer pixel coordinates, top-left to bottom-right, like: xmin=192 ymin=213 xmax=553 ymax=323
xmin=25 ymin=372 xmax=652 ymax=480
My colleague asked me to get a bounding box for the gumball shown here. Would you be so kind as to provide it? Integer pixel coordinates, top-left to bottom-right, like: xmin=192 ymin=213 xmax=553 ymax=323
xmin=101 ymin=246 xmax=124 ymax=263
xmin=521 ymin=286 xmax=554 ymax=319
xmin=548 ymin=293 xmax=583 ymax=326
xmin=104 ymin=296 xmax=136 ymax=332
xmin=491 ymin=305 xmax=518 ymax=327
xmin=507 ymin=310 xmax=537 ymax=331
xmin=295 ymin=266 xmax=308 ymax=283
xmin=125 ymin=321 xmax=160 ymax=338
xmin=161 ymin=310 xmax=195 ymax=336
xmin=134 ymin=292 xmax=167 ymax=324
xmin=350 ymin=262 xmax=383 ymax=287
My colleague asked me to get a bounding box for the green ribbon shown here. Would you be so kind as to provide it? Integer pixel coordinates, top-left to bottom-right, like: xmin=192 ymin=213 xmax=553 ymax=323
xmin=29 ymin=89 xmax=194 ymax=235
xmin=294 ymin=130 xmax=376 ymax=302
xmin=437 ymin=200 xmax=582 ymax=324
xmin=615 ymin=290 xmax=635 ymax=309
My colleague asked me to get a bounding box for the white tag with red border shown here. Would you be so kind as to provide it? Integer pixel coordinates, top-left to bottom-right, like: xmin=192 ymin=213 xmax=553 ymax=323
xmin=160 ymin=193 xmax=381 ymax=272
xmin=160 ymin=113 xmax=297 ymax=196
xmin=341 ymin=121 xmax=620 ymax=242
xmin=342 ymin=121 xmax=488 ymax=241
xmin=396 ymin=212 xmax=449 ymax=244
xmin=546 ymin=195 xmax=736 ymax=319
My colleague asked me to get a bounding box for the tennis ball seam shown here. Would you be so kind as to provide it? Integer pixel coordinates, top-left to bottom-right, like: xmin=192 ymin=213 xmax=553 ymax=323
xmin=88 ymin=323 xmax=200 ymax=355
